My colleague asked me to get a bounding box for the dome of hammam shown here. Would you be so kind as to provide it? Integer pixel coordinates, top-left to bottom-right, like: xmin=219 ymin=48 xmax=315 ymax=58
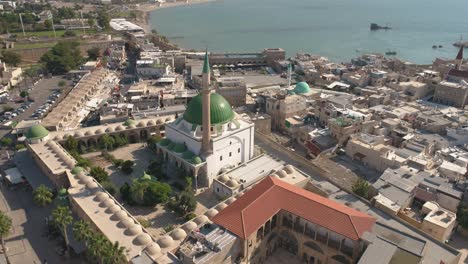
xmin=71 ymin=166 xmax=84 ymax=175
xmin=123 ymin=119 xmax=136 ymax=127
xmin=182 ymin=150 xmax=194 ymax=160
xmin=191 ymin=156 xmax=203 ymax=165
xmin=26 ymin=125 xmax=49 ymax=140
xmin=174 ymin=143 xmax=187 ymax=153
xmin=183 ymin=93 xmax=235 ymax=125
xmin=294 ymin=82 xmax=311 ymax=94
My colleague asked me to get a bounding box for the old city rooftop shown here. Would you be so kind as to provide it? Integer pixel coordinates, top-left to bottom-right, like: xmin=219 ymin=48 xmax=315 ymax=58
xmin=212 ymin=176 xmax=376 ymax=240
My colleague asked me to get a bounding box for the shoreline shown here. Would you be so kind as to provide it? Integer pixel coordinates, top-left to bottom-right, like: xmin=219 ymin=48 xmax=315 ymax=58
xmin=136 ymin=0 xmax=217 ymax=34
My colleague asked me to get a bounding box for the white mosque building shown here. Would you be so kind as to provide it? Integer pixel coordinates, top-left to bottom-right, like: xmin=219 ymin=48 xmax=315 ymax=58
xmin=155 ymin=52 xmax=255 ymax=188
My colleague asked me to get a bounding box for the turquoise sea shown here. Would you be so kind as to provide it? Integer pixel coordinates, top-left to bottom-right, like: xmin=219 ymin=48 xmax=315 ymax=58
xmin=150 ymin=0 xmax=468 ymax=64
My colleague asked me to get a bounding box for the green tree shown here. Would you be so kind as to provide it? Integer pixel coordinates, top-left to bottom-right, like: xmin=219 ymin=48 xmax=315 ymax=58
xmin=89 ymin=166 xmax=109 ymax=183
xmin=58 ymin=80 xmax=66 ymax=87
xmin=52 ymin=206 xmax=73 ymax=255
xmin=1 ymin=50 xmax=21 ymax=67
xmin=147 ymin=135 xmax=161 ymax=148
xmin=44 ymin=19 xmax=52 ymax=30
xmin=62 ymin=30 xmax=76 ymax=38
xmin=15 ymin=144 xmax=25 ymax=150
xmin=87 ymin=18 xmax=95 ymax=28
xmin=87 ymin=47 xmax=100 ymax=60
xmin=99 ymin=134 xmax=115 ymax=150
xmin=169 ymin=191 xmax=197 ymax=216
xmin=40 ymin=41 xmax=83 ymax=74
xmin=0 ymin=138 xmax=12 ymax=146
xmin=352 ymin=178 xmax=370 ymax=199
xmin=457 ymin=204 xmax=468 ymax=229
xmin=130 ymin=181 xmax=171 ymax=206
xmin=120 ymin=182 xmax=131 ymax=203
xmin=19 ymin=91 xmax=28 ymax=98
xmin=96 ymin=10 xmax=111 ymax=30
xmin=33 ymin=184 xmax=53 ymax=207
xmin=64 ymin=136 xmax=78 ymax=152
xmin=0 ymin=211 xmax=11 ymax=264
xmin=73 ymin=219 xmax=92 ymax=244
xmin=121 ymin=160 xmax=134 ymax=174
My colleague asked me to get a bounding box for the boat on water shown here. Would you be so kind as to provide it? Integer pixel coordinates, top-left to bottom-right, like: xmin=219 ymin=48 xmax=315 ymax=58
xmin=385 ymin=51 xmax=397 ymax=56
xmin=432 ymin=45 xmax=437 ymax=49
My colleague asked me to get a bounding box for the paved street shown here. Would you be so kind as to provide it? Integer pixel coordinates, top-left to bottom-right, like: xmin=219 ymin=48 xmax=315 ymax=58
xmin=0 ymin=184 xmax=82 ymax=264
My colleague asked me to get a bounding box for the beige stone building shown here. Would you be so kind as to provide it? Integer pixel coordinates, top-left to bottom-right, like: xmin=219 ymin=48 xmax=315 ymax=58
xmin=433 ymin=81 xmax=468 ymax=108
xmin=215 ymin=77 xmax=247 ymax=107
xmin=266 ymin=94 xmax=307 ymax=131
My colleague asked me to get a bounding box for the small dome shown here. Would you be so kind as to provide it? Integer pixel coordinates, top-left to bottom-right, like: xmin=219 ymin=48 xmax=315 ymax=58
xmin=115 ymin=125 xmax=125 ymax=131
xmin=182 ymin=150 xmax=194 ymax=160
xmin=80 ymin=176 xmax=93 ymax=184
xmin=215 ymin=203 xmax=228 ymax=211
xmin=184 ymin=93 xmax=235 ymax=125
xmin=95 ymin=128 xmax=105 ymax=134
xmin=167 ymin=142 xmax=176 ymax=150
xmin=100 ymin=199 xmax=115 ymax=208
xmin=226 ymin=179 xmax=239 ymax=187
xmin=126 ymin=224 xmax=143 ymax=236
xmin=26 ymin=125 xmax=49 ymax=140
xmin=284 ymin=165 xmax=295 ymax=174
xmin=105 ymin=127 xmax=114 ymax=133
xmin=193 ymin=215 xmax=209 ymax=225
xmin=137 ymin=121 xmax=146 ymax=127
xmin=159 ymin=138 xmax=171 ymax=147
xmin=54 ymin=135 xmax=63 ymax=141
xmin=134 ymin=233 xmax=152 ymax=246
xmin=174 ymin=143 xmax=187 ymax=153
xmin=74 ymin=131 xmax=84 ymax=137
xmin=225 ymin=197 xmax=236 ymax=204
xmin=191 ymin=156 xmax=203 ymax=165
xmin=118 ymin=218 xmax=134 ymax=228
xmin=147 ymin=120 xmax=156 ymax=126
xmin=205 ymin=208 xmax=219 ymax=218
xmin=58 ymin=188 xmax=68 ymax=196
xmin=128 ymin=124 xmax=136 ymax=129
xmin=277 ymin=170 xmax=288 ymax=178
xmin=294 ymin=82 xmax=311 ymax=94
xmin=157 ymin=236 xmax=174 ymax=248
xmin=271 ymin=173 xmax=280 ymax=178
xmin=95 ymin=192 xmax=109 ymax=202
xmin=170 ymin=228 xmax=187 ymax=240
xmin=235 ymin=192 xmax=243 ymax=198
xmin=105 ymin=205 xmax=121 ymax=214
xmin=218 ymin=175 xmax=229 ymax=183
xmin=112 ymin=210 xmax=128 ymax=221
xmin=145 ymin=243 xmax=161 ymax=256
xmin=86 ymin=181 xmax=98 ymax=190
xmin=182 ymin=221 xmax=198 ymax=232
xmin=287 ymin=90 xmax=296 ymax=95
xmin=85 ymin=130 xmax=94 ymax=136
xmin=71 ymin=166 xmax=84 ymax=175
xmin=123 ymin=119 xmax=136 ymax=127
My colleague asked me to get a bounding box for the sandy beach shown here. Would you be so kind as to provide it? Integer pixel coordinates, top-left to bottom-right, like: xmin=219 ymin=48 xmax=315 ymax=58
xmin=136 ymin=0 xmax=217 ymax=33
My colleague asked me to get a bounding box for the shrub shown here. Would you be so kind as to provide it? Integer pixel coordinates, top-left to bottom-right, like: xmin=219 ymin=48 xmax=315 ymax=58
xmin=163 ymin=224 xmax=174 ymax=233
xmin=121 ymin=160 xmax=134 ymax=174
xmin=352 ymin=178 xmax=370 ymax=199
xmin=136 ymin=217 xmax=151 ymax=228
xmin=168 ymin=191 xmax=197 ymax=216
xmin=1 ymin=138 xmax=12 ymax=146
xmin=89 ymin=166 xmax=109 ymax=183
xmin=63 ymin=30 xmax=77 ymax=37
xmin=15 ymin=144 xmax=25 ymax=150
xmin=120 ymin=182 xmax=131 ymax=203
xmin=113 ymin=159 xmax=124 ymax=168
xmin=101 ymin=181 xmax=117 ymax=196
xmin=184 ymin=213 xmax=197 ymax=221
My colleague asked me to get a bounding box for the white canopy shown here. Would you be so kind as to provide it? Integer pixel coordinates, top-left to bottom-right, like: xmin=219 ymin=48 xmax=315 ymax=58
xmin=4 ymin=167 xmax=23 ymax=184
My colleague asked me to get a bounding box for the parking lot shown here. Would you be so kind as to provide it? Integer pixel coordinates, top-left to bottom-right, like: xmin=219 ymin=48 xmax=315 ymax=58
xmin=0 ymin=76 xmax=72 ymax=139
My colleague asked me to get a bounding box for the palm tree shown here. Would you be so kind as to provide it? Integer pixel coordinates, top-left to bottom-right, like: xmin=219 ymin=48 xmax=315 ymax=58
xmin=32 ymin=185 xmax=53 ymax=207
xmin=0 ymin=211 xmax=12 ymax=264
xmin=72 ymin=220 xmax=92 ymax=244
xmin=107 ymin=241 xmax=126 ymax=264
xmin=87 ymin=233 xmax=107 ymax=262
xmin=52 ymin=206 xmax=73 ymax=255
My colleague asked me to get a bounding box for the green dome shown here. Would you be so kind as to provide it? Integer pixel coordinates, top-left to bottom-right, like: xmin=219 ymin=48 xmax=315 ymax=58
xmin=174 ymin=143 xmax=187 ymax=153
xmin=123 ymin=119 xmax=136 ymax=126
xmin=294 ymin=82 xmax=311 ymax=94
xmin=26 ymin=125 xmax=49 ymax=140
xmin=139 ymin=173 xmax=156 ymax=182
xmin=58 ymin=188 xmax=68 ymax=197
xmin=167 ymin=142 xmax=176 ymax=150
xmin=191 ymin=156 xmax=203 ymax=165
xmin=287 ymin=90 xmax=296 ymax=95
xmin=71 ymin=166 xmax=84 ymax=175
xmin=182 ymin=150 xmax=194 ymax=160
xmin=184 ymin=93 xmax=235 ymax=125
xmin=159 ymin=138 xmax=171 ymax=146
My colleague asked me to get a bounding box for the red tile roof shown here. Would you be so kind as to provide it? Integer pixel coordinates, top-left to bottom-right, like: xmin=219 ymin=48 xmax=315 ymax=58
xmin=212 ymin=176 xmax=376 ymax=241
xmin=447 ymin=69 xmax=468 ymax=79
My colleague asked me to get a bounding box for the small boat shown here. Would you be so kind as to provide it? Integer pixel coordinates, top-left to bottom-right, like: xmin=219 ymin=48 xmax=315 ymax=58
xmin=432 ymin=45 xmax=437 ymax=49
xmin=385 ymin=51 xmax=397 ymax=55
xmin=439 ymin=45 xmax=443 ymax=48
